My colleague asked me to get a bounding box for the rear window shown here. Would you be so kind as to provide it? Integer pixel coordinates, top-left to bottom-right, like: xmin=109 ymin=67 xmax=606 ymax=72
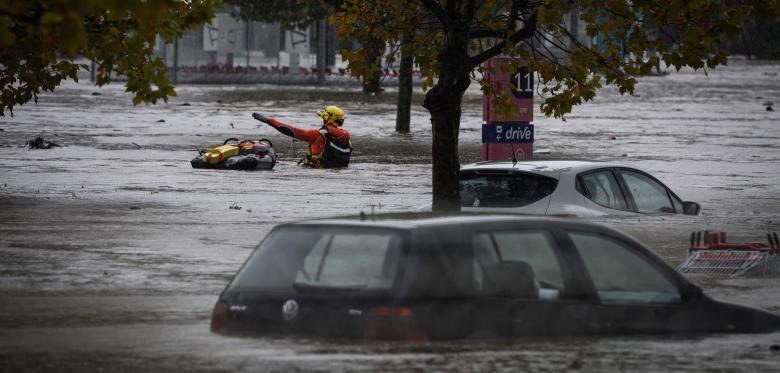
xmin=228 ymin=227 xmax=404 ymax=292
xmin=460 ymin=171 xmax=558 ymax=207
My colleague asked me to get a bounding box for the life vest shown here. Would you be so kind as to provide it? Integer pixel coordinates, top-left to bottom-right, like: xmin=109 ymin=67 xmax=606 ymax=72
xmin=303 ymin=126 xmax=352 ymax=168
xmin=192 ymin=138 xmax=277 ymax=170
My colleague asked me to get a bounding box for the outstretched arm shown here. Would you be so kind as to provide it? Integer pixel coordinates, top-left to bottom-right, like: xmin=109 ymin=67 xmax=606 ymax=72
xmin=252 ymin=113 xmax=320 ymax=143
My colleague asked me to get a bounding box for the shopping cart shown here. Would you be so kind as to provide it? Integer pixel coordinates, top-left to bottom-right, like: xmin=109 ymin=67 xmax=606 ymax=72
xmin=676 ymin=231 xmax=780 ymax=277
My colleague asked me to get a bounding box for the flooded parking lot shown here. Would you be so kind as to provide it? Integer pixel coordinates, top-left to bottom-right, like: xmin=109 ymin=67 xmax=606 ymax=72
xmin=1 ymin=59 xmax=779 ymax=371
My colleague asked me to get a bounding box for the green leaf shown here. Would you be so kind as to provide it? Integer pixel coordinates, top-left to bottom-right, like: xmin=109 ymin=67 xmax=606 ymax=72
xmin=0 ymin=0 xmax=219 ymax=116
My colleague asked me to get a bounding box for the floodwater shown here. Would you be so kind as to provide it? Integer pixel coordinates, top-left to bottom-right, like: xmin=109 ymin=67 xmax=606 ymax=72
xmin=1 ymin=59 xmax=779 ymax=371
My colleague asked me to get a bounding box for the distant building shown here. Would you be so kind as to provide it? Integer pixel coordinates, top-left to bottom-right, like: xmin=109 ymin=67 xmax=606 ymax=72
xmin=156 ymin=8 xmax=338 ymax=71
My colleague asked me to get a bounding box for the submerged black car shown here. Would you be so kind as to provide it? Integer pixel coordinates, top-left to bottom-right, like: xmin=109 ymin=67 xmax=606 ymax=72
xmin=211 ymin=214 xmax=780 ymax=339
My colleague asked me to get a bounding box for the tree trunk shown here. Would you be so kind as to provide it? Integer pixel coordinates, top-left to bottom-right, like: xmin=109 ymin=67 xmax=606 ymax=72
xmin=362 ymin=35 xmax=385 ymax=94
xmin=423 ymin=38 xmax=472 ymax=213
xmin=395 ymin=39 xmax=413 ymax=133
xmin=173 ymin=38 xmax=179 ymax=85
xmin=316 ymin=18 xmax=327 ymax=85
xmin=362 ymin=70 xmax=382 ymax=93
xmin=740 ymin=26 xmax=753 ymax=60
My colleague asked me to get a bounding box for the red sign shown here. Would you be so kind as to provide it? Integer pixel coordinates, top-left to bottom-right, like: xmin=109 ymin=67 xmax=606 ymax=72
xmin=482 ymin=57 xmax=533 ymax=123
xmin=482 ymin=57 xmax=534 ymax=161
xmin=482 ymin=142 xmax=533 ymax=161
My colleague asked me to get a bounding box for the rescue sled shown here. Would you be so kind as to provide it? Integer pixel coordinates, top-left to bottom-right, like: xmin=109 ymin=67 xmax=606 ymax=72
xmin=677 ymin=231 xmax=780 ymax=278
xmin=191 ymin=138 xmax=277 ymax=170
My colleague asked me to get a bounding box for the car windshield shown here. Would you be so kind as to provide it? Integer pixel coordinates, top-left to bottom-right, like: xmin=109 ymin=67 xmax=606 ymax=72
xmin=460 ymin=171 xmax=557 ymax=207
xmin=227 ymin=226 xmax=405 ymax=293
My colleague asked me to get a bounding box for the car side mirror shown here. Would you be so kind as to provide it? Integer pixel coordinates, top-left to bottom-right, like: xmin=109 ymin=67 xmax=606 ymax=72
xmin=682 ymin=201 xmax=700 ymax=215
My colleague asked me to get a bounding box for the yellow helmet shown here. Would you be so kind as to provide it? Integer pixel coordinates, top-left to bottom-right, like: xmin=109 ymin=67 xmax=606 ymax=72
xmin=317 ymin=105 xmax=345 ymax=126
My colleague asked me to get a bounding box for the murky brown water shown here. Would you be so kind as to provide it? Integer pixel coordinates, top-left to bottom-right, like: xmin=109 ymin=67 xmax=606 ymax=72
xmin=1 ymin=59 xmax=779 ymax=371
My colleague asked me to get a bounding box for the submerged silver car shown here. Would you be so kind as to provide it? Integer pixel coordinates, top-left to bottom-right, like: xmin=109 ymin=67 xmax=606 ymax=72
xmin=459 ymin=160 xmax=700 ymax=217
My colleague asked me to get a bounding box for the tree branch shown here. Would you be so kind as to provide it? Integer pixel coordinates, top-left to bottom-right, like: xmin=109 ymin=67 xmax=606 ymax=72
xmin=416 ymin=0 xmax=450 ymax=27
xmin=469 ymin=29 xmax=506 ymax=38
xmin=536 ymin=26 xmax=573 ymax=56
xmin=465 ymin=0 xmax=477 ymax=22
xmin=469 ymin=10 xmax=537 ymax=67
xmin=552 ymin=19 xmax=634 ymax=77
xmin=657 ymin=25 xmax=678 ymax=44
xmin=507 ymin=0 xmax=520 ymax=31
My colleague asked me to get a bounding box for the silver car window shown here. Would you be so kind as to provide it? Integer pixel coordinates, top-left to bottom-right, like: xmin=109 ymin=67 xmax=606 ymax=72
xmin=569 ymin=231 xmax=681 ymax=304
xmin=617 ymin=170 xmax=675 ymax=213
xmin=460 ymin=172 xmax=557 ymax=208
xmin=581 ymin=170 xmax=628 ymax=210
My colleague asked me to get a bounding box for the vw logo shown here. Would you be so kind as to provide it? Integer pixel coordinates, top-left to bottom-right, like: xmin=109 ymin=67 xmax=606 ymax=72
xmin=282 ymin=299 xmax=298 ymax=321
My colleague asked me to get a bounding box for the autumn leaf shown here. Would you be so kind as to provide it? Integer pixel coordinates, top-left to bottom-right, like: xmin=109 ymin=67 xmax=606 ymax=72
xmin=0 ymin=0 xmax=220 ymax=116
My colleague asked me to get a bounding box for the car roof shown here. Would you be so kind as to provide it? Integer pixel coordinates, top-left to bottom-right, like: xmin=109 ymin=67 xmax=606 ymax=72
xmin=280 ymin=212 xmax=603 ymax=232
xmin=460 ymin=160 xmax=633 ymax=176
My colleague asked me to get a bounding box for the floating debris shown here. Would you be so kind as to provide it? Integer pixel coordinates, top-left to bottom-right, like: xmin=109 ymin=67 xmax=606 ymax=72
xmin=157 ymin=119 xmax=166 ymax=123
xmin=229 ymin=202 xmax=242 ymax=210
xmin=26 ymin=136 xmax=60 ymax=149
xmin=178 ymin=102 xmax=191 ymax=106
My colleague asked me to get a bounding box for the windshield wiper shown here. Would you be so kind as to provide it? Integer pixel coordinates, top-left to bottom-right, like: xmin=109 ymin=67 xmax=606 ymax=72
xmin=292 ymin=282 xmax=367 ymax=294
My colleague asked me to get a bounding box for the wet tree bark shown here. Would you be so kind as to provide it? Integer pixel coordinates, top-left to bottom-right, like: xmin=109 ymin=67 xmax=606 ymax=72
xmin=395 ymin=38 xmax=413 ymax=133
xmin=316 ymin=17 xmax=327 ymax=86
xmin=363 ymin=70 xmax=382 ymax=94
xmin=362 ymin=35 xmax=385 ymax=94
xmin=423 ymin=25 xmax=472 ymax=213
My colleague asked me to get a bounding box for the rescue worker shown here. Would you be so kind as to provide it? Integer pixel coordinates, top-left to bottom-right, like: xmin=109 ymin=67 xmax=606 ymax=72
xmin=252 ymin=106 xmax=352 ymax=168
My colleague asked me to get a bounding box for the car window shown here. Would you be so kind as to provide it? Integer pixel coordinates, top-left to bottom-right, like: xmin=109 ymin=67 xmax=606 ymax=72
xmin=311 ymin=233 xmax=400 ymax=287
xmin=580 ymin=170 xmax=628 ymax=210
xmin=460 ymin=172 xmax=557 ymax=207
xmin=472 ymin=230 xmax=565 ymax=300
xmin=568 ymin=231 xmax=681 ymax=304
xmin=617 ymin=170 xmax=675 ymax=213
xmin=228 ymin=227 xmax=403 ymax=291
